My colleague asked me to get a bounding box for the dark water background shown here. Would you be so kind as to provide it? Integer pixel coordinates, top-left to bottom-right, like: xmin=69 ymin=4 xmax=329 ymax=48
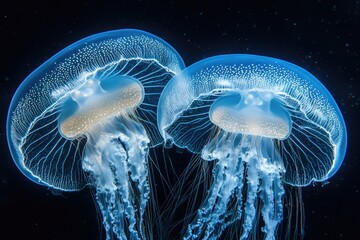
xmin=1 ymin=1 xmax=359 ymax=239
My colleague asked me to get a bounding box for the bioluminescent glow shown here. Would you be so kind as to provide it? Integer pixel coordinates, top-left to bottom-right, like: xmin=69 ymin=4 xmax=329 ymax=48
xmin=7 ymin=29 xmax=184 ymax=240
xmin=158 ymin=54 xmax=347 ymax=239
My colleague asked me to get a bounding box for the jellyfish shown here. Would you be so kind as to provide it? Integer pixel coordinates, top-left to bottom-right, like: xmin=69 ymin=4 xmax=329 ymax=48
xmin=7 ymin=29 xmax=185 ymax=240
xmin=157 ymin=54 xmax=347 ymax=240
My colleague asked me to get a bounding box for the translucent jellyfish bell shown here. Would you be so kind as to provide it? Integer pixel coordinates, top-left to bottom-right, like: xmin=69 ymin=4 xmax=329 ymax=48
xmin=7 ymin=29 xmax=184 ymax=240
xmin=158 ymin=54 xmax=347 ymax=239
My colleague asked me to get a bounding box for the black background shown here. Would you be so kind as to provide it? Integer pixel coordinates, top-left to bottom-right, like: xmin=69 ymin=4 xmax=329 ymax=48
xmin=1 ymin=1 xmax=359 ymax=239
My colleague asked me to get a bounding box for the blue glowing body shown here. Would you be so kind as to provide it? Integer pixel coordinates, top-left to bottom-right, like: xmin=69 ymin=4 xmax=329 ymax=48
xmin=158 ymin=54 xmax=347 ymax=239
xmin=7 ymin=29 xmax=184 ymax=240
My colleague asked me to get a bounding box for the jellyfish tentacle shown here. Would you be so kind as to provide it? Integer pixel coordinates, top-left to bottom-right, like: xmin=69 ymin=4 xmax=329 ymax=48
xmin=240 ymin=147 xmax=260 ymax=240
xmin=82 ymin=118 xmax=150 ymax=240
xmin=84 ymin=133 xmax=139 ymax=240
xmin=83 ymin=133 xmax=131 ymax=240
xmin=116 ymin=120 xmax=151 ymax=239
xmin=273 ymin=171 xmax=285 ymax=223
xmin=95 ymin=189 xmax=126 ymax=240
xmin=259 ymin=168 xmax=285 ymax=240
xmin=206 ymin=154 xmax=245 ymax=239
xmin=184 ymin=138 xmax=244 ymax=239
xmin=185 ymin=133 xmax=247 ymax=240
xmin=184 ymin=158 xmax=227 ymax=239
